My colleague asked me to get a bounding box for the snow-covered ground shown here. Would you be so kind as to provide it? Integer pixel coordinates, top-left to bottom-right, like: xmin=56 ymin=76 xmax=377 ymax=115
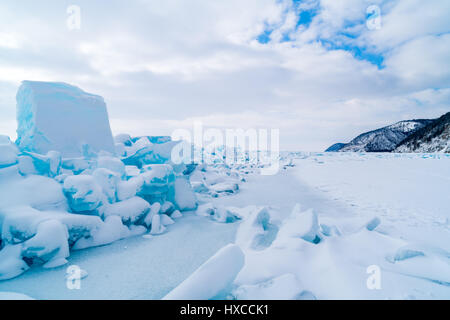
xmin=293 ymin=153 xmax=450 ymax=251
xmin=1 ymin=152 xmax=449 ymax=299
xmin=0 ymin=214 xmax=237 ymax=299
xmin=230 ymin=152 xmax=450 ymax=300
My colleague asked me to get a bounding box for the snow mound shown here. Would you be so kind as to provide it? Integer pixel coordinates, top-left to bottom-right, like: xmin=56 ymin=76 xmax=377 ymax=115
xmin=102 ymin=197 xmax=150 ymax=226
xmin=276 ymin=204 xmax=321 ymax=245
xmin=232 ymin=202 xmax=450 ymax=300
xmin=235 ymin=206 xmax=279 ymax=250
xmin=160 ymin=214 xmax=175 ymax=226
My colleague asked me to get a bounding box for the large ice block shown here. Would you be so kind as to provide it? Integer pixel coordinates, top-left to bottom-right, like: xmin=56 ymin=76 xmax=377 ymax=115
xmin=16 ymin=81 xmax=115 ymax=157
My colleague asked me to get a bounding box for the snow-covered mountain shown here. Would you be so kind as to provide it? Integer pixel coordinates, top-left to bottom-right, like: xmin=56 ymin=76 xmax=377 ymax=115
xmin=324 ymin=143 xmax=347 ymax=152
xmin=326 ymin=119 xmax=434 ymax=152
xmin=395 ymin=112 xmax=450 ymax=153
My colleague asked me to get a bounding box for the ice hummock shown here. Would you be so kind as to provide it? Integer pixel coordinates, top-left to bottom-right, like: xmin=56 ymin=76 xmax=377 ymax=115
xmin=16 ymin=81 xmax=115 ymax=157
xmin=163 ymin=244 xmax=245 ymax=300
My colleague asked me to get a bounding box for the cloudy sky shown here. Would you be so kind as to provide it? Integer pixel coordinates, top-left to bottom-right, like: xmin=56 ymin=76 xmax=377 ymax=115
xmin=0 ymin=0 xmax=449 ymax=151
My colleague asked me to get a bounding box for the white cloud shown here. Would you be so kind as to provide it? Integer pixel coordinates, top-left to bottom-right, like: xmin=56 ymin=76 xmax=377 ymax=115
xmin=0 ymin=0 xmax=448 ymax=150
xmin=364 ymin=0 xmax=450 ymax=49
xmin=385 ymin=34 xmax=450 ymax=88
xmin=0 ymin=32 xmax=21 ymax=49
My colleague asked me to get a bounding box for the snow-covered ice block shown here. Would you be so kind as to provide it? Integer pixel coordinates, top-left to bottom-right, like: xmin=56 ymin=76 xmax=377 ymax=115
xmin=92 ymin=168 xmax=119 ymax=204
xmin=160 ymin=201 xmax=175 ymax=215
xmin=0 ymin=138 xmax=18 ymax=168
xmin=191 ymin=181 xmax=209 ymax=194
xmin=386 ymin=245 xmax=425 ymax=263
xmin=102 ymin=197 xmax=150 ymax=226
xmin=195 ymin=203 xmax=241 ymax=223
xmin=17 ymin=155 xmax=37 ymax=175
xmin=16 ymin=81 xmax=115 ymax=157
xmin=196 ymin=203 xmax=216 ymax=217
xmin=160 ymin=214 xmax=175 ymax=226
xmin=144 ymin=136 xmax=171 ymax=144
xmin=139 ymin=164 xmax=175 ymax=198
xmin=148 ymin=140 xmax=179 ymax=164
xmin=22 ymin=219 xmax=69 ymax=267
xmin=123 ymin=139 xmax=184 ymax=169
xmin=320 ymin=223 xmax=341 ymax=237
xmin=208 ymin=182 xmax=239 ymax=195
xmin=0 ymin=164 xmax=19 ymax=180
xmin=365 ymin=217 xmax=381 ymax=231
xmin=232 ymin=274 xmax=303 ymax=300
xmin=277 ymin=205 xmax=321 ymax=244
xmin=63 ymin=175 xmax=103 ymax=213
xmin=116 ymin=176 xmax=144 ymax=201
xmin=114 ymin=133 xmax=132 ymax=146
xmin=19 ymin=150 xmax=62 ymax=178
xmin=171 ymin=210 xmax=182 ymax=219
xmin=235 ymin=207 xmax=279 ymax=250
xmin=96 ymin=156 xmax=125 ymax=178
xmin=125 ymin=165 xmax=141 ymax=178
xmin=0 ymin=175 xmax=68 ymax=211
xmin=0 ymin=138 xmax=20 ymax=179
xmin=61 ymin=158 xmax=90 ymax=175
xmin=211 ymin=206 xmax=228 ymax=222
xmin=0 ymin=244 xmax=29 ymax=280
xmin=0 ymin=135 xmax=12 ymax=145
xmin=163 ymin=244 xmax=245 ymax=300
xmin=54 ymin=173 xmax=70 ymax=184
xmin=296 ymin=291 xmax=317 ymax=300
xmin=0 ymin=205 xmax=103 ymax=246
xmin=190 ymin=166 xmax=241 ymax=197
xmin=144 ymin=202 xmax=161 ymax=227
xmin=141 ymin=164 xmax=174 ymax=184
xmin=128 ymin=224 xmax=147 ymax=236
xmin=115 ymin=143 xmax=126 ymax=157
xmin=169 ymin=176 xmax=197 ymax=211
xmin=122 ymin=138 xmax=154 ymax=167
xmin=149 ymin=214 xmax=166 ymax=235
xmin=73 ymin=215 xmax=130 ymax=250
